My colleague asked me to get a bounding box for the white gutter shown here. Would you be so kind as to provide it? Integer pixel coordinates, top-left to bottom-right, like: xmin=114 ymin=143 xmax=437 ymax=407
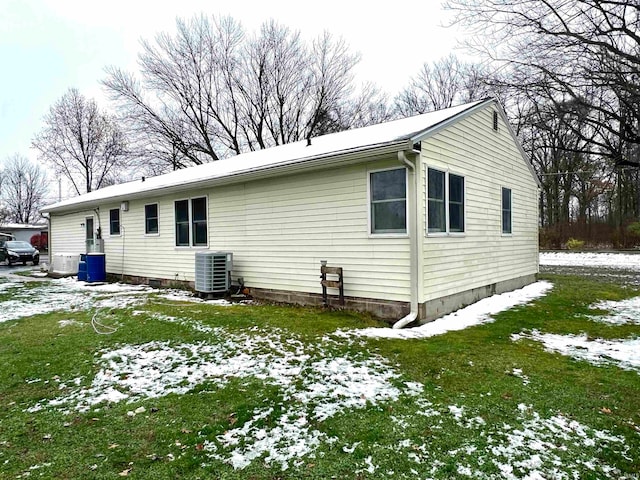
xmin=393 ymin=150 xmax=419 ymax=329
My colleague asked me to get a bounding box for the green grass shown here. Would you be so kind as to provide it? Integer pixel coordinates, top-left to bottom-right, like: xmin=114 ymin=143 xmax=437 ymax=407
xmin=0 ymin=274 xmax=639 ymax=478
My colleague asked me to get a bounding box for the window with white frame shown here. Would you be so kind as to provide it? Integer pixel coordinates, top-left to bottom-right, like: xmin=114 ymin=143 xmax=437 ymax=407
xmin=145 ymin=203 xmax=159 ymax=235
xmin=191 ymin=197 xmax=207 ymax=245
xmin=369 ymin=167 xmax=407 ymax=234
xmin=427 ymin=168 xmax=465 ymax=234
xmin=174 ymin=197 xmax=207 ymax=246
xmin=109 ymin=208 xmax=120 ymax=235
xmin=449 ymin=174 xmax=465 ymax=233
xmin=502 ymin=187 xmax=512 ymax=234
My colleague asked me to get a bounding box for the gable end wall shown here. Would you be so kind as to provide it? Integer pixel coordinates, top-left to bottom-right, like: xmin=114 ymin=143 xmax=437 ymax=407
xmin=419 ymin=104 xmax=539 ymax=316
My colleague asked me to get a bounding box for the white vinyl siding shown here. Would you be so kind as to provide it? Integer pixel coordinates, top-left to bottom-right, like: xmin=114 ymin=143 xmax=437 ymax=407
xmin=61 ymin=159 xmax=411 ymax=302
xmin=420 ymin=106 xmax=538 ymax=303
xmin=49 ymin=211 xmax=94 ymax=257
xmin=47 ymin=103 xmax=538 ymax=311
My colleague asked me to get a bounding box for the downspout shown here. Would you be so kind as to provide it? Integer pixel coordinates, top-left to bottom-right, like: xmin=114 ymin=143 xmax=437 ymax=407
xmin=393 ymin=150 xmax=419 ymax=329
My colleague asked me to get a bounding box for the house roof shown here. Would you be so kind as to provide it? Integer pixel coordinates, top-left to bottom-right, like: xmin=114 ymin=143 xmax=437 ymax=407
xmin=0 ymin=223 xmax=48 ymax=230
xmin=43 ymin=98 xmax=523 ymax=214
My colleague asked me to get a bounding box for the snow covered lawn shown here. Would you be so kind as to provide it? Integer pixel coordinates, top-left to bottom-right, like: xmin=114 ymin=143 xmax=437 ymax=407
xmin=0 ymin=270 xmax=639 ymax=479
xmin=540 ymin=251 xmax=640 ymax=271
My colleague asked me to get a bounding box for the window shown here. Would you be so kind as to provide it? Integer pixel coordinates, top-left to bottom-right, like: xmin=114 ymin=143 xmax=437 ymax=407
xmin=191 ymin=197 xmax=208 ymax=246
xmin=145 ymin=204 xmax=159 ymax=235
xmin=370 ymin=168 xmax=407 ymax=234
xmin=174 ymin=197 xmax=208 ymax=246
xmin=427 ymin=168 xmax=465 ymax=234
xmin=502 ymin=187 xmax=512 ymax=234
xmin=427 ymin=169 xmax=445 ymax=233
xmin=175 ymin=200 xmax=190 ymax=246
xmin=109 ymin=208 xmax=120 ymax=235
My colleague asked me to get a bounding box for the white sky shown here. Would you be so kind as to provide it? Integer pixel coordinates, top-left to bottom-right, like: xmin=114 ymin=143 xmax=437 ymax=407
xmin=0 ymin=0 xmax=464 ymax=191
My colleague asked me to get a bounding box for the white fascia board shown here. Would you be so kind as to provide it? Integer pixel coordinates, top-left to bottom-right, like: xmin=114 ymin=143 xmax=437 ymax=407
xmin=409 ymin=98 xmax=494 ymax=144
xmin=412 ymin=98 xmax=541 ymax=188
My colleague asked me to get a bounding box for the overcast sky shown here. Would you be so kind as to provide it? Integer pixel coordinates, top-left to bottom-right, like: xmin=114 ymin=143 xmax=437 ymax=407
xmin=0 ymin=0 xmax=465 ymax=178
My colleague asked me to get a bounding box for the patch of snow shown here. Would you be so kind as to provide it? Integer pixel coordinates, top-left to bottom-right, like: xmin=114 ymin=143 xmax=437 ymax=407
xmin=336 ymin=281 xmax=553 ymax=340
xmin=28 ymin=327 xmax=421 ymax=471
xmin=589 ymin=297 xmax=640 ymax=325
xmin=512 ymin=330 xmax=640 ymax=373
xmin=403 ymin=403 xmax=629 ymax=479
xmin=0 ymin=281 xmax=22 ymax=293
xmin=58 ymin=319 xmax=84 ymax=328
xmin=540 ymin=252 xmax=640 ymax=271
xmin=510 ymin=368 xmax=530 ymax=386
xmin=0 ymin=278 xmax=154 ymax=324
xmin=155 ymin=290 xmax=204 ymax=303
xmin=148 ymin=313 xmax=215 ymax=333
xmin=449 ymin=405 xmax=464 ymax=420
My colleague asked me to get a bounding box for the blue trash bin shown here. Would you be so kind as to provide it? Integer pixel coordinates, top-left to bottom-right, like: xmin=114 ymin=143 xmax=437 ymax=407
xmin=86 ymin=253 xmax=106 ymax=283
xmin=78 ymin=254 xmax=87 ymax=281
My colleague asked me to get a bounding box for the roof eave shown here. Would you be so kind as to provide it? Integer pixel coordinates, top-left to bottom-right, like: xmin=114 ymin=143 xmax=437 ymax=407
xmin=413 ymin=98 xmax=541 ymax=188
xmin=410 ymin=98 xmax=495 ymax=143
xmin=43 ymin=140 xmax=413 ymax=215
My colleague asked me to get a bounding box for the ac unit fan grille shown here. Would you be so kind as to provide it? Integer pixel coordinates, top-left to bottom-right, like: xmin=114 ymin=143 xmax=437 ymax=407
xmin=195 ymin=251 xmax=233 ymax=293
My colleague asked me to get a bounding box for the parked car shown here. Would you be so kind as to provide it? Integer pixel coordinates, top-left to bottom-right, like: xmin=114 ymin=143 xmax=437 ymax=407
xmin=0 ymin=241 xmax=40 ymax=266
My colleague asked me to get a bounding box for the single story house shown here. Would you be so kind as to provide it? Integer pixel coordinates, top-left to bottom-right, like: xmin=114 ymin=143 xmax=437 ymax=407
xmin=41 ymin=98 xmax=539 ymax=325
xmin=0 ymin=223 xmax=48 ymax=245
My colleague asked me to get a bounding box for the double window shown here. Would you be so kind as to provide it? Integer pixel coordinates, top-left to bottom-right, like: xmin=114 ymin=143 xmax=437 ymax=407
xmin=427 ymin=168 xmax=465 ymax=234
xmin=502 ymin=187 xmax=512 ymax=234
xmin=175 ymin=197 xmax=208 ymax=246
xmin=109 ymin=208 xmax=120 ymax=236
xmin=369 ymin=168 xmax=407 ymax=235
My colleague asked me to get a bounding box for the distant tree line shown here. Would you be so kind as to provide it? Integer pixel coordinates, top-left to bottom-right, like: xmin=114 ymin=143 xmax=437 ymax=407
xmin=23 ymin=4 xmax=640 ymax=248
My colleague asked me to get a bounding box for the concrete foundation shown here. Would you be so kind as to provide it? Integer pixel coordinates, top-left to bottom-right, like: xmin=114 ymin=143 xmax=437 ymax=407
xmin=109 ymin=272 xmax=537 ymax=325
xmin=417 ymin=274 xmax=538 ymax=323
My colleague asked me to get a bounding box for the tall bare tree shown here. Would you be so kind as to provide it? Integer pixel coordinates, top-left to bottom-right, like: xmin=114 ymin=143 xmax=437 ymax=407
xmin=32 ymin=88 xmax=128 ymax=195
xmin=103 ymin=14 xmax=379 ymax=173
xmin=1 ymin=154 xmax=49 ymax=224
xmin=394 ymin=55 xmax=491 ymax=116
xmin=445 ymin=0 xmax=640 ymax=166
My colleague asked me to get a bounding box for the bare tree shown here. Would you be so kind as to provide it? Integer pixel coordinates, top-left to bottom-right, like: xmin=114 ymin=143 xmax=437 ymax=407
xmin=32 ymin=88 xmax=128 ymax=195
xmin=104 ymin=14 xmax=374 ymax=174
xmin=445 ymin=0 xmax=640 ymax=164
xmin=394 ymin=55 xmax=492 ymax=116
xmin=1 ymin=154 xmax=49 ymax=224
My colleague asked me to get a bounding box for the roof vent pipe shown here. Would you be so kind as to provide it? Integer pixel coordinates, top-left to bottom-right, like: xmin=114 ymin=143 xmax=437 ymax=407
xmin=393 ymin=149 xmax=419 ymax=329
